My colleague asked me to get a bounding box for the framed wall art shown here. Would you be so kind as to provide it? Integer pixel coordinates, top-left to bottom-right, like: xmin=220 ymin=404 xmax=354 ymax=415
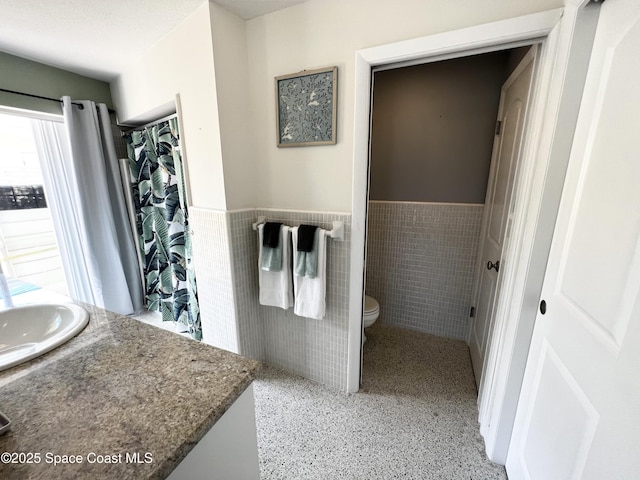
xmin=275 ymin=66 xmax=337 ymax=147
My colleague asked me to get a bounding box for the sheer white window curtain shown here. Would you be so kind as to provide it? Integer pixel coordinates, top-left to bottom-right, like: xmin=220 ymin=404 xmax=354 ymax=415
xmin=31 ymin=97 xmax=143 ymax=315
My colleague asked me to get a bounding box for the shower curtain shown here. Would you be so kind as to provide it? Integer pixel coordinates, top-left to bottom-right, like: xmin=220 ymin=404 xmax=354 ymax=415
xmin=124 ymin=118 xmax=201 ymax=341
xmin=32 ymin=97 xmax=144 ymax=315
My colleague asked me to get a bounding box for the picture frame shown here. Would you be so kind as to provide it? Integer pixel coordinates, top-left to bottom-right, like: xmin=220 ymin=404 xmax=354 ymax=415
xmin=275 ymin=66 xmax=337 ymax=147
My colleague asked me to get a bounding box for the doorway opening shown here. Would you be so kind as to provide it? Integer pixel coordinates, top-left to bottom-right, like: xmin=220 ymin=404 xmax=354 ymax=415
xmin=348 ymin=5 xmax=600 ymax=465
xmin=363 ymin=47 xmax=536 ymax=381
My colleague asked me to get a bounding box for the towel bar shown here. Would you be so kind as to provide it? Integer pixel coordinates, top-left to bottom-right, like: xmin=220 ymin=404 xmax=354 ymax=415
xmin=326 ymin=221 xmax=344 ymax=241
xmin=252 ymin=217 xmax=344 ymax=242
xmin=251 ymin=216 xmax=267 ymax=231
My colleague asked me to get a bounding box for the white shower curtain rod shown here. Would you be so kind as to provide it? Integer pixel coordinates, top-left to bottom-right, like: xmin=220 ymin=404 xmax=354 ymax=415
xmin=117 ymin=113 xmax=178 ymax=134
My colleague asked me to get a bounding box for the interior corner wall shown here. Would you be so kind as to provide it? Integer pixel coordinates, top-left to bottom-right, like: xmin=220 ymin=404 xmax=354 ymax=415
xmin=209 ymin=3 xmax=257 ymax=211
xmin=227 ymin=209 xmax=264 ymax=361
xmin=0 ymin=51 xmax=113 ymax=115
xmin=110 ymin=1 xmax=227 ymax=210
xmin=189 ymin=207 xmax=240 ymax=353
xmin=245 ymin=0 xmax=563 ymax=212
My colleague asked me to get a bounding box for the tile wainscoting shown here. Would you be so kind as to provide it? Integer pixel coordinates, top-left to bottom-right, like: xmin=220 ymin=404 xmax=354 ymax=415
xmin=254 ymin=209 xmax=351 ymax=391
xmin=189 ymin=207 xmax=239 ymax=352
xmin=228 ymin=209 xmax=265 ymax=361
xmin=190 ymin=207 xmax=352 ymax=391
xmin=366 ymin=202 xmax=483 ymax=340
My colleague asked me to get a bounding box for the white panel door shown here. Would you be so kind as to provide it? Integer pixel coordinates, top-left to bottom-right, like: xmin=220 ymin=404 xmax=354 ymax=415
xmin=470 ymin=47 xmax=536 ymax=385
xmin=506 ymin=0 xmax=640 ymax=478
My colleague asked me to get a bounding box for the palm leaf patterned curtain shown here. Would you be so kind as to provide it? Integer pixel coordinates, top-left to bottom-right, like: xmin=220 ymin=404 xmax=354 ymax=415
xmin=124 ymin=118 xmax=201 ymax=341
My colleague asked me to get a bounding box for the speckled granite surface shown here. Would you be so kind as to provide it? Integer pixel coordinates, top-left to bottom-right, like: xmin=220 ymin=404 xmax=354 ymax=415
xmin=0 ymin=302 xmax=260 ymax=479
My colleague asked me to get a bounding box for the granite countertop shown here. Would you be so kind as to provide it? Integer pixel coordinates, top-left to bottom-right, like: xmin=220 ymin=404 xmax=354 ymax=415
xmin=0 ymin=303 xmax=260 ymax=479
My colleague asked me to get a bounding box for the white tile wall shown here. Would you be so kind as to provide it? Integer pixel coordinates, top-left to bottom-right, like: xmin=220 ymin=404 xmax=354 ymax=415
xmin=255 ymin=209 xmax=351 ymax=391
xmin=228 ymin=209 xmax=264 ymax=361
xmin=189 ymin=207 xmax=239 ymax=353
xmin=182 ymin=202 xmax=478 ymax=387
xmin=366 ymin=202 xmax=483 ymax=340
xmin=191 ymin=207 xmax=352 ymax=391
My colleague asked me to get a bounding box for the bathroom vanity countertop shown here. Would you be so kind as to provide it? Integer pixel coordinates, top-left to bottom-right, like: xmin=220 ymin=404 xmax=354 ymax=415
xmin=0 ymin=302 xmax=260 ymax=479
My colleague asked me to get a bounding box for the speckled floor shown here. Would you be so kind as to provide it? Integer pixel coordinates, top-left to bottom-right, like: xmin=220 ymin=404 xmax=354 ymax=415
xmin=253 ymin=323 xmax=508 ymax=480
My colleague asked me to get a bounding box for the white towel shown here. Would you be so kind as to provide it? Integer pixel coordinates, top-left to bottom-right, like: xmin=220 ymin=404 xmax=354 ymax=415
xmin=258 ymin=224 xmax=293 ymax=309
xmin=292 ymin=227 xmax=327 ymax=320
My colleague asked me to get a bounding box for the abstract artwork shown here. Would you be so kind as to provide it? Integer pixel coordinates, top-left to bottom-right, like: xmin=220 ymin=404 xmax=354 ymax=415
xmin=275 ymin=66 xmax=337 ymax=147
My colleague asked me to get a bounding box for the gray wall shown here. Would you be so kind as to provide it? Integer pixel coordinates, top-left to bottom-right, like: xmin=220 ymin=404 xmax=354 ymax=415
xmin=369 ymin=51 xmax=510 ymax=203
xmin=0 ymin=51 xmax=113 ymax=114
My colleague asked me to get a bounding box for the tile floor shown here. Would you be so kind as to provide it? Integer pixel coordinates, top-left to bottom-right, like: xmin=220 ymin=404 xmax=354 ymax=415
xmin=253 ymin=323 xmax=508 ymax=479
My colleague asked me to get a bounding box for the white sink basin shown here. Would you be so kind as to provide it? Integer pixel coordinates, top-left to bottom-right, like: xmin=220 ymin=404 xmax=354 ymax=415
xmin=0 ymin=303 xmax=89 ymax=372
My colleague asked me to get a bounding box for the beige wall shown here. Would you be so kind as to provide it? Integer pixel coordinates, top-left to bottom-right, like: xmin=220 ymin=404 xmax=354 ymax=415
xmin=209 ymin=3 xmax=257 ymax=210
xmin=246 ymin=0 xmax=564 ymax=211
xmin=110 ymin=0 xmax=563 ymax=212
xmin=111 ymin=2 xmax=227 ymax=210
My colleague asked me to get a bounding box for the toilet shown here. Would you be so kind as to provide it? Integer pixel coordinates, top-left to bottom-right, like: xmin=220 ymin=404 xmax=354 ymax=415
xmin=362 ymin=295 xmax=379 ymax=343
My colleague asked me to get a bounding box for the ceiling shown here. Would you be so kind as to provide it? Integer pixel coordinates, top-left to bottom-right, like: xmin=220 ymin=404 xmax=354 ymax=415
xmin=0 ymin=0 xmax=307 ymax=82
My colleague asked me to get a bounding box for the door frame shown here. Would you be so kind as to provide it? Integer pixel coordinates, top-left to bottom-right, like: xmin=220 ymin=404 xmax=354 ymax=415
xmin=347 ymin=0 xmax=600 ymax=463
